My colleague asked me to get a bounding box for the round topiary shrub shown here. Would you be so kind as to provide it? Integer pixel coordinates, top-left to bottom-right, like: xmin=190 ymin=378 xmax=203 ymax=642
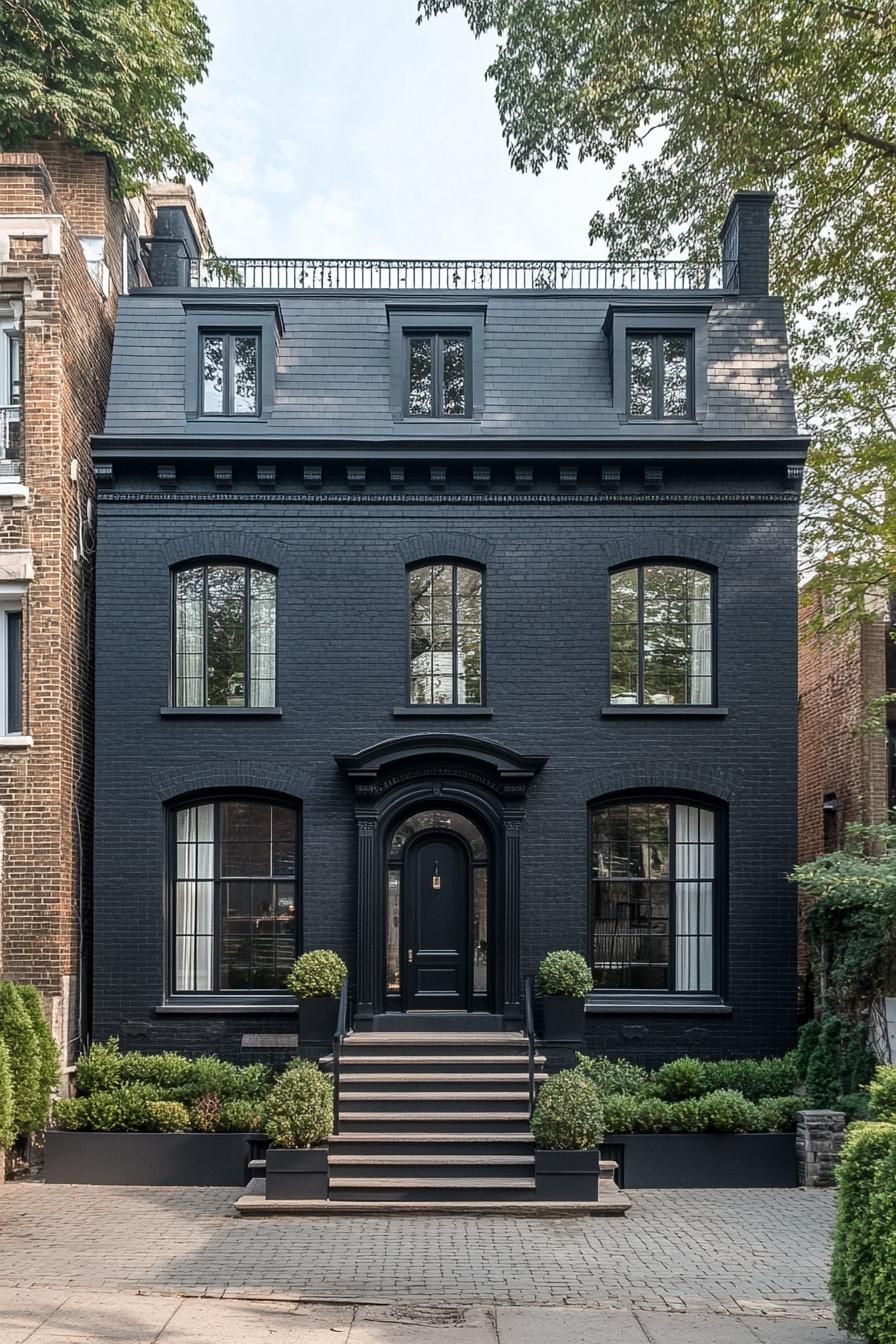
xmin=756 ymin=1096 xmax=802 ymax=1132
xmin=530 ymin=1070 xmax=604 ymax=1150
xmin=600 ymin=1092 xmax=639 ymax=1134
xmin=0 ymin=1039 xmax=15 ymax=1148
xmin=632 ymin=1097 xmax=674 ymax=1132
xmin=0 ymin=980 xmax=42 ymax=1135
xmin=145 ymin=1101 xmax=190 ymax=1133
xmin=537 ymin=951 xmax=593 ymax=999
xmin=697 ymin=1089 xmax=763 ymax=1132
xmin=286 ymin=951 xmax=348 ymax=1000
xmin=219 ymin=1098 xmax=265 ymax=1132
xmin=574 ymin=1053 xmax=651 ymax=1098
xmin=264 ymin=1060 xmax=333 ymax=1148
xmin=669 ymin=1097 xmax=707 ymax=1132
xmin=652 ymin=1056 xmax=709 ymax=1101
xmin=84 ymin=1084 xmax=155 ymax=1132
xmin=51 ymin=1096 xmax=89 ymax=1132
xmin=74 ymin=1037 xmax=123 ymax=1094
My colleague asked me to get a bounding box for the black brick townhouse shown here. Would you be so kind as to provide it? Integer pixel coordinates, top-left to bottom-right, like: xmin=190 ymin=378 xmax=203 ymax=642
xmin=91 ymin=192 xmax=807 ymax=1066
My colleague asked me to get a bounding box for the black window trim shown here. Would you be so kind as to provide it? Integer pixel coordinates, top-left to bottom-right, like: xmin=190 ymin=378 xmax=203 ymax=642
xmin=199 ymin=329 xmax=261 ymax=419
xmin=608 ymin=558 xmax=718 ymax=709
xmin=170 ymin=557 xmax=278 ymax=710
xmin=183 ymin=301 xmax=281 ymax=424
xmin=164 ymin=790 xmax=301 ymax=1001
xmin=387 ymin=304 xmax=486 ymax=426
xmin=406 ymin=557 xmax=486 ymax=709
xmin=604 ymin=302 xmax=711 ymax=428
xmin=625 ymin=330 xmax=695 ymax=421
xmin=587 ymin=790 xmax=727 ymax=1001
xmin=403 ymin=330 xmax=473 ymax=420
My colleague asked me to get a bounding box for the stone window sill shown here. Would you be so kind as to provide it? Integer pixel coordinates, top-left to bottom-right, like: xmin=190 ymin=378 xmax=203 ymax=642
xmin=156 ymin=1001 xmax=297 ymax=1015
xmin=587 ymin=995 xmax=732 ymax=1016
xmin=160 ymin=706 xmax=283 ymax=718
xmin=601 ymin=705 xmax=728 ymax=718
xmin=0 ymin=734 xmax=32 ymax=748
xmin=393 ymin=706 xmax=493 ymax=718
xmin=0 ymin=483 xmax=28 ymax=506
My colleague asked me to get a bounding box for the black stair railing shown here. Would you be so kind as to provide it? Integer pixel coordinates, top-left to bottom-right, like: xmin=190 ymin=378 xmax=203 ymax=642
xmin=524 ymin=976 xmax=537 ymax=1110
xmin=331 ymin=976 xmax=350 ymax=1137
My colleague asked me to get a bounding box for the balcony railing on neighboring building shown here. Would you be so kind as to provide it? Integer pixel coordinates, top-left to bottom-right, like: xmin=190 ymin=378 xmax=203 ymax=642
xmin=0 ymin=406 xmax=21 ymax=478
xmin=187 ymin=256 xmax=734 ymax=292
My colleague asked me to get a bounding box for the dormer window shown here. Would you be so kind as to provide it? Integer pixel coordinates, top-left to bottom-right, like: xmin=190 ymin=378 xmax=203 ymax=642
xmin=202 ymin=332 xmax=259 ymax=416
xmin=406 ymin=332 xmax=471 ymax=418
xmin=627 ymin=333 xmax=693 ymax=419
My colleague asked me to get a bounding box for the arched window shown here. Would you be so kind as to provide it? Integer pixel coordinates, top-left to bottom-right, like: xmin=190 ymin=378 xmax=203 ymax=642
xmin=610 ymin=563 xmax=713 ymax=706
xmin=408 ymin=561 xmax=483 ymax=706
xmin=171 ymin=796 xmax=298 ymax=994
xmin=590 ymin=797 xmax=720 ymax=993
xmin=173 ymin=561 xmax=276 ymax=707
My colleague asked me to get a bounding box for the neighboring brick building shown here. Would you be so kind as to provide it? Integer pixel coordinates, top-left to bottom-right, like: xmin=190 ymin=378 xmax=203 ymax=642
xmin=0 ymin=142 xmax=207 ymax=1069
xmin=92 ymin=191 xmax=808 ymax=1068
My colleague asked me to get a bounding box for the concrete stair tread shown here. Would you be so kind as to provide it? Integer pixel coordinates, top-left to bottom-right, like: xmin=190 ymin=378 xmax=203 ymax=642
xmin=328 ymin=1154 xmax=533 ymax=1166
xmin=338 ymin=1111 xmax=530 ymax=1122
xmin=340 ymin=1055 xmax=546 ymax=1065
xmin=341 ymin=1091 xmax=529 ymax=1101
xmin=348 ymin=1033 xmax=525 ymax=1044
xmin=341 ymin=1072 xmax=534 ymax=1083
xmin=329 ymin=1132 xmax=534 ymax=1143
xmin=329 ymin=1176 xmax=536 ymax=1189
xmin=235 ymin=1185 xmax=631 ymax=1217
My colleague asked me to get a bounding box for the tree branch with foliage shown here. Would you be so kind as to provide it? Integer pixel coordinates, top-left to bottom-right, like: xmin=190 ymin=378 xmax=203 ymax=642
xmin=0 ymin=0 xmax=212 ymax=193
xmin=418 ymin=0 xmax=896 ymax=627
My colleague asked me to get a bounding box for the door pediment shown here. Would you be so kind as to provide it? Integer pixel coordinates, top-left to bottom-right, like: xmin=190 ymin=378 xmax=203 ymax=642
xmin=335 ymin=733 xmax=547 ymax=799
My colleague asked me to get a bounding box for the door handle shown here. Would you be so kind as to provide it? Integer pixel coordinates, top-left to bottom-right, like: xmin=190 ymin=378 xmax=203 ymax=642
xmin=407 ymin=947 xmax=414 ymax=964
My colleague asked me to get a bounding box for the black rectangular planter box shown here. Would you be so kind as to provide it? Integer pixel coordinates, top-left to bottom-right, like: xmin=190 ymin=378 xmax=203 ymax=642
xmin=299 ymin=997 xmax=340 ymax=1043
xmin=534 ymin=1148 xmax=600 ymax=1202
xmin=265 ymin=1146 xmax=329 ymax=1200
xmin=44 ymin=1130 xmax=262 ymax=1186
xmin=601 ymin=1132 xmax=797 ymax=1189
xmin=540 ymin=995 xmax=585 ymax=1044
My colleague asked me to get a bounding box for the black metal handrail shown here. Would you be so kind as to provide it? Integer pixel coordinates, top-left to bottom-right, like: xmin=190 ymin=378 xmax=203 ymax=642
xmin=524 ymin=976 xmax=537 ymax=1110
xmin=331 ymin=976 xmax=350 ymax=1137
xmin=188 ymin=256 xmax=731 ymax=292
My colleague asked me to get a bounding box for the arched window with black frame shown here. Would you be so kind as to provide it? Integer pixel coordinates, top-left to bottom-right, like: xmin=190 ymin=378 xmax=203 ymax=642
xmin=172 ymin=560 xmax=276 ymax=707
xmin=609 ymin=562 xmax=714 ymax=706
xmin=590 ymin=795 xmax=722 ymax=994
xmin=170 ymin=795 xmax=298 ymax=994
xmin=408 ymin=560 xmax=483 ymax=706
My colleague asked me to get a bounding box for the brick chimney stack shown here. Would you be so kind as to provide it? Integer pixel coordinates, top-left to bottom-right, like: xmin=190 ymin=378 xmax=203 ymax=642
xmin=720 ymin=191 xmax=774 ymax=297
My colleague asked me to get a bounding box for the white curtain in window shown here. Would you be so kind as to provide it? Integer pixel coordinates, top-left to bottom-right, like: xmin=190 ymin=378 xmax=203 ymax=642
xmin=175 ymin=803 xmax=214 ymax=990
xmin=249 ymin=569 xmax=276 ymax=706
xmin=175 ymin=569 xmax=205 ymax=707
xmin=674 ymin=804 xmax=714 ymax=990
xmin=688 ymin=570 xmax=712 ymax=705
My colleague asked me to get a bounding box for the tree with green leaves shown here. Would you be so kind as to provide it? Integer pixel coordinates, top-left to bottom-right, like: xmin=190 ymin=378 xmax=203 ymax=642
xmin=418 ymin=0 xmax=896 ymax=626
xmin=0 ymin=0 xmax=212 ymax=193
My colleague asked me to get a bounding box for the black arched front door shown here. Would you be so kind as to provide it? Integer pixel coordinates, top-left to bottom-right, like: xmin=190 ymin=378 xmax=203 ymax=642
xmin=404 ymin=832 xmax=470 ymax=1010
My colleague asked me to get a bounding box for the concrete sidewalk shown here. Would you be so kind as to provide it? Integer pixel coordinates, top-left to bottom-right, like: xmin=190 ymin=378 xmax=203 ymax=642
xmin=0 ymin=1291 xmax=856 ymax=1343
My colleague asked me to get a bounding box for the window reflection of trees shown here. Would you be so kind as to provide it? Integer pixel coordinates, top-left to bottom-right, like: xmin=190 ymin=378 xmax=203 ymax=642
xmin=409 ymin=562 xmax=482 ymax=705
xmin=174 ymin=563 xmax=276 ymax=707
xmin=610 ymin=564 xmax=712 ymax=706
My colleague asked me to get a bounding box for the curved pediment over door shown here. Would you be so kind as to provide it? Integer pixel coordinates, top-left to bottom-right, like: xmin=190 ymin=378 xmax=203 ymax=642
xmin=334 ymin=732 xmax=548 ymax=802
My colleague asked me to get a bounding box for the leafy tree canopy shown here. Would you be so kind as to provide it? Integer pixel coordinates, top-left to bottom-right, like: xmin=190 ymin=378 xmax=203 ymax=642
xmin=0 ymin=0 xmax=212 ymax=193
xmin=419 ymin=0 xmax=896 ymax=625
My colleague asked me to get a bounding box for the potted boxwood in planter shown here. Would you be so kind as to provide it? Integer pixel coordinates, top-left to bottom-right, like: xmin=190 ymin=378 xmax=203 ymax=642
xmin=264 ymin=1059 xmax=333 ymax=1201
xmin=286 ymin=950 xmax=347 ymax=1043
xmin=538 ymin=950 xmax=592 ymax=1042
xmin=531 ymin=1069 xmax=604 ymax=1202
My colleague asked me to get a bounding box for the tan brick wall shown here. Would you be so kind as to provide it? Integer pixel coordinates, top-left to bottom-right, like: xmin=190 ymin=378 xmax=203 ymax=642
xmin=0 ymin=143 xmax=126 ymax=1064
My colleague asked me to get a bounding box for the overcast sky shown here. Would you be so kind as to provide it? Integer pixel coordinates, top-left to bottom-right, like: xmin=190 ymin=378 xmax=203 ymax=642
xmin=186 ymin=0 xmax=617 ymax=259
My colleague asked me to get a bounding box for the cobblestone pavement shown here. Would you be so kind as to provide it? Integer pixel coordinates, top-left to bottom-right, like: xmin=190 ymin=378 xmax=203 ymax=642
xmin=0 ymin=1184 xmax=842 ymax=1321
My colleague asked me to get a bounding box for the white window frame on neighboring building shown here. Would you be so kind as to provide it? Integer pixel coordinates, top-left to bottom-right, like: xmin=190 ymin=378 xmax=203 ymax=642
xmin=0 ymin=567 xmax=31 ymax=746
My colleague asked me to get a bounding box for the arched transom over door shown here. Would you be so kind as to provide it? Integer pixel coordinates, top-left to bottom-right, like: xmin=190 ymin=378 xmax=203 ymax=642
xmin=387 ymin=809 xmax=489 ymax=1011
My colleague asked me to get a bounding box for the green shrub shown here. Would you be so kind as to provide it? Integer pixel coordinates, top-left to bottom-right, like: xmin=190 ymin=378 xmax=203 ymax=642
xmin=219 ymin=1098 xmax=265 ymax=1132
xmin=805 ymin=1014 xmax=874 ymax=1109
xmin=145 ymin=1100 xmax=190 ymax=1133
xmin=51 ymin=1096 xmax=89 ymax=1131
xmin=16 ymin=985 xmax=60 ymax=1114
xmin=830 ymin=1121 xmax=896 ymax=1339
xmin=0 ymin=980 xmax=42 ymax=1134
xmin=75 ymin=1037 xmax=123 ymax=1094
xmin=0 ymin=1039 xmax=15 ymax=1148
xmin=669 ymin=1097 xmax=707 ymax=1132
xmin=574 ymin=1054 xmax=651 ymax=1098
xmin=119 ymin=1050 xmax=193 ymax=1090
xmin=189 ymin=1093 xmax=221 ymax=1133
xmin=756 ymin=1096 xmax=802 ymax=1132
xmin=838 ymin=1092 xmax=871 ymax=1124
xmin=868 ymin=1064 xmax=896 ymax=1122
xmin=632 ymin=1097 xmax=674 ymax=1132
xmin=652 ymin=1057 xmax=708 ymax=1101
xmin=531 ymin=1070 xmax=603 ymax=1150
xmin=285 ymin=950 xmax=347 ymax=999
xmin=796 ymin=1019 xmax=822 ymax=1080
xmin=600 ymin=1093 xmax=640 ymax=1134
xmin=697 ymin=1089 xmax=762 ymax=1133
xmin=264 ymin=1060 xmax=333 ymax=1148
xmin=700 ymin=1056 xmax=799 ymax=1102
xmin=537 ymin=950 xmax=592 ymax=999
xmin=181 ymin=1057 xmax=267 ymax=1101
xmin=84 ymin=1084 xmax=155 ymax=1132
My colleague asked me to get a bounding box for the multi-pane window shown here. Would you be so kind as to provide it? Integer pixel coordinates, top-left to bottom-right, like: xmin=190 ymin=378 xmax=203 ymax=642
xmin=174 ymin=563 xmax=276 ymax=707
xmin=0 ymin=607 xmax=22 ymax=735
xmin=627 ymin=333 xmax=693 ymax=419
xmin=201 ymin=331 xmax=259 ymax=416
xmin=172 ymin=798 xmax=297 ymax=993
xmin=591 ymin=799 xmax=717 ymax=993
xmin=406 ymin=332 xmax=471 ymax=418
xmin=610 ymin=564 xmax=713 ymax=706
xmin=409 ymin=562 xmax=482 ymax=705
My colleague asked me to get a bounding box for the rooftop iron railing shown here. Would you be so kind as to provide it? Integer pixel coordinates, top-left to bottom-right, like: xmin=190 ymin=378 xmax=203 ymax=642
xmin=188 ymin=257 xmax=735 ymax=292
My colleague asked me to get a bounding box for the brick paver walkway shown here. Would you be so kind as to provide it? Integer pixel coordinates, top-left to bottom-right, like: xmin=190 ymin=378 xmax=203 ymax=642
xmin=0 ymin=1185 xmax=838 ymax=1315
